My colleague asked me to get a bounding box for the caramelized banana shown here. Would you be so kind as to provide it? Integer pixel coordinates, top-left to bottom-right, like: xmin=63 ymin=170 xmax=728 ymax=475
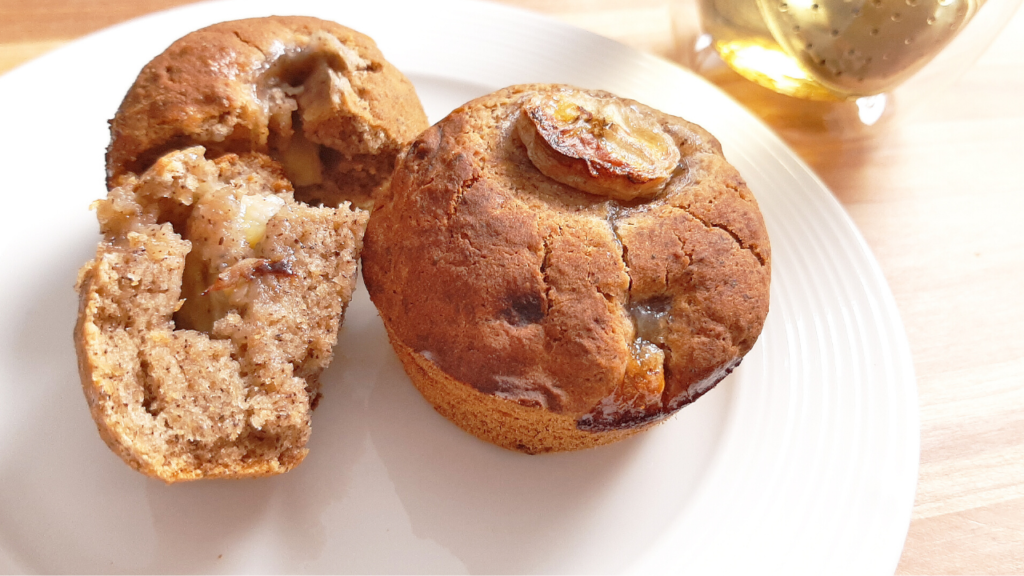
xmin=516 ymin=89 xmax=680 ymax=201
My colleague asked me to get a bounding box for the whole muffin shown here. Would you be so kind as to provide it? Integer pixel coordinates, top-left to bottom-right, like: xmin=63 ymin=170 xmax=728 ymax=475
xmin=362 ymin=84 xmax=771 ymax=453
xmin=106 ymin=15 xmax=428 ymax=209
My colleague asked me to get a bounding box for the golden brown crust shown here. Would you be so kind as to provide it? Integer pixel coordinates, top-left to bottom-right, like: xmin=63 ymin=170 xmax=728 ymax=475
xmin=106 ymin=16 xmax=428 ymax=208
xmin=362 ymin=84 xmax=771 ymax=453
xmin=385 ymin=323 xmax=648 ymax=453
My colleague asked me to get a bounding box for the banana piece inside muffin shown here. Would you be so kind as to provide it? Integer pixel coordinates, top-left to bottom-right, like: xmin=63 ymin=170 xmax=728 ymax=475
xmin=106 ymin=16 xmax=429 ymax=209
xmin=75 ymin=148 xmax=367 ymax=481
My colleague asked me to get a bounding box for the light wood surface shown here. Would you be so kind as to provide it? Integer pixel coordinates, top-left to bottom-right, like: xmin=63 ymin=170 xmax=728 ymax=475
xmin=2 ymin=0 xmax=1021 ymax=573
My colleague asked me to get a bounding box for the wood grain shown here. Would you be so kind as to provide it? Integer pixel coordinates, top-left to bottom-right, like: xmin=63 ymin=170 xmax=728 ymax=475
xmin=2 ymin=1 xmax=1022 ymax=572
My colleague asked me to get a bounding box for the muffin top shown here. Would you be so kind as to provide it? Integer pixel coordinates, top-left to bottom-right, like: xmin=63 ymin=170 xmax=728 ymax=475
xmin=362 ymin=84 xmax=771 ymax=431
xmin=107 ymin=16 xmax=428 ymax=208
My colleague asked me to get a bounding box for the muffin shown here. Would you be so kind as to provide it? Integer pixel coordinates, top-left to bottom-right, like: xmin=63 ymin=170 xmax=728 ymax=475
xmin=76 ymin=148 xmax=367 ymax=481
xmin=362 ymin=84 xmax=771 ymax=453
xmin=76 ymin=16 xmax=428 ymax=481
xmin=106 ymin=15 xmax=429 ymax=209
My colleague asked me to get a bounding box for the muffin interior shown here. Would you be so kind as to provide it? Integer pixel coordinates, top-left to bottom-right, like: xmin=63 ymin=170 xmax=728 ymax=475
xmin=260 ymin=31 xmax=398 ymax=209
xmin=78 ymin=147 xmax=366 ymax=480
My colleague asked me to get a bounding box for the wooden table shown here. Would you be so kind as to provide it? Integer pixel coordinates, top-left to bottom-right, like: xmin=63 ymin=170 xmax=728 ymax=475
xmin=2 ymin=0 xmax=1021 ymax=573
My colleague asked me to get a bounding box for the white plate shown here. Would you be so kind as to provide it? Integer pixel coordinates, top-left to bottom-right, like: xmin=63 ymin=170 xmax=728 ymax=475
xmin=0 ymin=0 xmax=918 ymax=573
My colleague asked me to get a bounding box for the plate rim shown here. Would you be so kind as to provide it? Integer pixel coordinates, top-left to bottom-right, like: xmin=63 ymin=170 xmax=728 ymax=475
xmin=0 ymin=0 xmax=919 ymax=573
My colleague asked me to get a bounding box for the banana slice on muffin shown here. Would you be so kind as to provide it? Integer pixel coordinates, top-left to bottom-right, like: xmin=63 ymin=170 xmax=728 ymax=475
xmin=362 ymin=84 xmax=771 ymax=454
xmin=76 ymin=17 xmax=428 ymax=481
xmin=517 ymin=89 xmax=680 ymax=200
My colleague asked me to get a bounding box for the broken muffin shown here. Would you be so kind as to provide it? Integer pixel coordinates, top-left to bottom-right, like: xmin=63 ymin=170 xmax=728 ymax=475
xmin=76 ymin=16 xmax=428 ymax=481
xmin=76 ymin=148 xmax=366 ymax=481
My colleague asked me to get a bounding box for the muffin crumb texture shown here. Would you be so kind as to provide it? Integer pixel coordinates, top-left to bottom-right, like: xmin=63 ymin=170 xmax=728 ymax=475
xmin=76 ymin=148 xmax=367 ymax=481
